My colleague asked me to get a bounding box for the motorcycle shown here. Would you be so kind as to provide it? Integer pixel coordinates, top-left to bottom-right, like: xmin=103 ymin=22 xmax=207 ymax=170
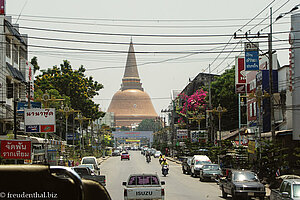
xmin=146 ymin=156 xmax=151 ymax=163
xmin=162 ymin=165 xmax=169 ymax=177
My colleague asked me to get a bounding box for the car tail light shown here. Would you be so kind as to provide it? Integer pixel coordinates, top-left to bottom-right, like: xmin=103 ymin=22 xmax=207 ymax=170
xmin=161 ymin=189 xmax=165 ymax=196
xmin=124 ymin=189 xmax=127 ymax=197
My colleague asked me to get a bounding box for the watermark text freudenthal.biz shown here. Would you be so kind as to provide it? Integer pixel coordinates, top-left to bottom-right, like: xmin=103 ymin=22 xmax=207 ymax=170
xmin=0 ymin=192 xmax=58 ymax=199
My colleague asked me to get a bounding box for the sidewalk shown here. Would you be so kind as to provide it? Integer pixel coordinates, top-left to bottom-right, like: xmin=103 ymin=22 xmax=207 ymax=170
xmin=96 ymin=156 xmax=110 ymax=165
xmin=166 ymin=156 xmax=182 ymax=164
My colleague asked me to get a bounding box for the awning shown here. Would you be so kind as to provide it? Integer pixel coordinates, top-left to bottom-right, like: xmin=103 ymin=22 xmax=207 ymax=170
xmin=6 ymin=62 xmax=26 ymax=83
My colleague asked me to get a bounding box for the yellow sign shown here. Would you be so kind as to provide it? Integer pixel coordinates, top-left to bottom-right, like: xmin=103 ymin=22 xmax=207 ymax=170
xmin=248 ymin=141 xmax=255 ymax=154
xmin=126 ymin=139 xmax=140 ymax=143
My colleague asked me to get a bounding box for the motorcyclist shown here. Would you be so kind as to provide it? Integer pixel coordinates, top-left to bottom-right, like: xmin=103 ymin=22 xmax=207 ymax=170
xmin=161 ymin=158 xmax=169 ymax=167
xmin=146 ymin=153 xmax=151 ymax=162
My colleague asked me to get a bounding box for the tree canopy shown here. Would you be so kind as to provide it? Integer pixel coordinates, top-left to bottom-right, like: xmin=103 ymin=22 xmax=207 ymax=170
xmin=211 ymin=66 xmax=238 ymax=130
xmin=136 ymin=119 xmax=161 ymax=131
xmin=34 ymin=60 xmax=104 ymax=120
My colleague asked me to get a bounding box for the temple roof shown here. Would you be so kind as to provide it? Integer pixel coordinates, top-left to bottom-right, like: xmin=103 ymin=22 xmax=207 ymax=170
xmin=121 ymin=41 xmax=143 ymax=91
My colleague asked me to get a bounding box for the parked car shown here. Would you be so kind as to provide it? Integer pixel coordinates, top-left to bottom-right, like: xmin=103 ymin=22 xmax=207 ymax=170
xmin=121 ymin=152 xmax=130 ymax=160
xmin=72 ymin=166 xmax=106 ymax=186
xmin=190 ymin=155 xmax=212 ymax=177
xmin=112 ymin=150 xmax=121 ymax=156
xmin=154 ymin=151 xmax=162 ymax=158
xmin=181 ymin=157 xmax=192 ymax=175
xmin=219 ymin=169 xmax=265 ymax=200
xmin=270 ymin=178 xmax=300 ymax=200
xmin=199 ymin=164 xmax=221 ymax=182
xmin=122 ymin=174 xmax=165 ymax=200
xmin=81 ymin=156 xmax=100 ymax=175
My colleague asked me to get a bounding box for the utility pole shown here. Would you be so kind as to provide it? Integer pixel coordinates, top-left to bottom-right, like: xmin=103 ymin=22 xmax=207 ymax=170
xmin=208 ymin=64 xmax=213 ymax=142
xmin=234 ymin=7 xmax=276 ymax=140
xmin=269 ymin=7 xmax=275 ymax=140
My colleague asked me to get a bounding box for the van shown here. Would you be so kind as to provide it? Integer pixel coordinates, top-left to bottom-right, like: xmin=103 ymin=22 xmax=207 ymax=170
xmin=81 ymin=156 xmax=100 ymax=175
xmin=190 ymin=155 xmax=211 ymax=177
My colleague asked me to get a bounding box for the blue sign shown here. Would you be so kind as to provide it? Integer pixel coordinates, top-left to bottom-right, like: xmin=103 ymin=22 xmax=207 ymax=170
xmin=26 ymin=125 xmax=40 ymax=133
xmin=245 ymin=50 xmax=259 ymax=71
xmin=17 ymin=102 xmax=42 ymax=114
xmin=67 ymin=133 xmax=80 ymax=140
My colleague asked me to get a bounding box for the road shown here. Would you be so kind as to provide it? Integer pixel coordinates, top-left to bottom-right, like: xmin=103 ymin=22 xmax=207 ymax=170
xmin=100 ymin=151 xmax=223 ymax=200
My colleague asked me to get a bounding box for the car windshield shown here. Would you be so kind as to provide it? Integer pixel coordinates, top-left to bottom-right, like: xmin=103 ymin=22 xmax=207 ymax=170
xmin=82 ymin=158 xmax=96 ymax=164
xmin=203 ymin=165 xmax=220 ymax=170
xmin=128 ymin=176 xmax=159 ymax=185
xmin=156 ymin=151 xmax=161 ymax=154
xmin=233 ymin=172 xmax=258 ymax=182
xmin=122 ymin=153 xmax=128 ymax=155
xmin=196 ymin=160 xmax=211 ymax=165
xmin=114 ymin=150 xmax=119 ymax=152
xmin=293 ymin=184 xmax=300 ymax=197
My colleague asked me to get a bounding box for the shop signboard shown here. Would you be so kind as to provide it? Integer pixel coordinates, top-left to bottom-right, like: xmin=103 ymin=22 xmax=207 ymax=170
xmin=0 ymin=140 xmax=31 ymax=159
xmin=24 ymin=108 xmax=56 ymax=133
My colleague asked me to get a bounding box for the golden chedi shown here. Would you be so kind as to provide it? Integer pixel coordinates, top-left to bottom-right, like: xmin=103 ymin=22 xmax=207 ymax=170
xmin=107 ymin=41 xmax=157 ymax=127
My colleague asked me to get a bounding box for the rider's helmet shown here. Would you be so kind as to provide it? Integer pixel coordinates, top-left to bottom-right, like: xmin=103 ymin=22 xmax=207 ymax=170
xmin=163 ymin=158 xmax=166 ymax=161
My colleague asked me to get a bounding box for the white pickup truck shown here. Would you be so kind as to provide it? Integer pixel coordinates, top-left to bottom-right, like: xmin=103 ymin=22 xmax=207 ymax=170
xmin=122 ymin=174 xmax=165 ymax=200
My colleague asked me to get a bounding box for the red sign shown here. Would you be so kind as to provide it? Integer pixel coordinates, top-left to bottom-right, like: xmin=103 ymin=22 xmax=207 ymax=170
xmin=41 ymin=125 xmax=55 ymax=132
xmin=0 ymin=0 xmax=5 ymax=15
xmin=238 ymin=58 xmax=246 ymax=83
xmin=236 ymin=84 xmax=246 ymax=93
xmin=1 ymin=140 xmax=31 ymax=159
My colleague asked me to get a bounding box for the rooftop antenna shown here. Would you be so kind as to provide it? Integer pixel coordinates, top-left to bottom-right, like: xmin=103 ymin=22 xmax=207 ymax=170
xmin=16 ymin=0 xmax=28 ymax=24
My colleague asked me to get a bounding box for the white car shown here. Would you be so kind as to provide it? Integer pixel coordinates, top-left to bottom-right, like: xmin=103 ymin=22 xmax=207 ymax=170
xmin=154 ymin=151 xmax=161 ymax=158
xmin=81 ymin=156 xmax=100 ymax=175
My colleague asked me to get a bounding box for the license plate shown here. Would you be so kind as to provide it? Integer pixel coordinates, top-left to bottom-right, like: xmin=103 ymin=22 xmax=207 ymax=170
xmin=248 ymin=192 xmax=254 ymax=196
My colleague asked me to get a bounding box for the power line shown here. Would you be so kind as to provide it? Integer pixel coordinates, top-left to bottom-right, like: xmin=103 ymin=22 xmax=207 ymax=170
xmin=8 ymin=13 xmax=284 ymax=22
xmin=12 ymin=16 xmax=290 ymax=29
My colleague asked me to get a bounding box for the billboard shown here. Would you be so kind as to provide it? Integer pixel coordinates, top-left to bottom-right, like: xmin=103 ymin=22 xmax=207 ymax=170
xmin=0 ymin=140 xmax=31 ymax=159
xmin=24 ymin=108 xmax=56 ymax=133
xmin=17 ymin=102 xmax=42 ymax=114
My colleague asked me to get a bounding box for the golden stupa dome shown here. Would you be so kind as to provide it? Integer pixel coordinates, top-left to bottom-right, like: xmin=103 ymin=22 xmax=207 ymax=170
xmin=107 ymin=41 xmax=157 ymax=127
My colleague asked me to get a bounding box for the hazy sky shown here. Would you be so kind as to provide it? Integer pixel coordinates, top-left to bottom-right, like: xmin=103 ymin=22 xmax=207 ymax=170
xmin=6 ymin=0 xmax=299 ymax=116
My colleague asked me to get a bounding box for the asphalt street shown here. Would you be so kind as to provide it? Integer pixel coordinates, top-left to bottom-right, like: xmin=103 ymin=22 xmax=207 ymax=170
xmin=100 ymin=151 xmax=223 ymax=200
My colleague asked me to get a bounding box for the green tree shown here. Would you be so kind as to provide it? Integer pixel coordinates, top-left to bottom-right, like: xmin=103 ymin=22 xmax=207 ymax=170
xmin=211 ymin=66 xmax=238 ymax=130
xmin=136 ymin=119 xmax=161 ymax=131
xmin=30 ymin=56 xmax=40 ymax=74
xmin=35 ymin=60 xmax=104 ymax=120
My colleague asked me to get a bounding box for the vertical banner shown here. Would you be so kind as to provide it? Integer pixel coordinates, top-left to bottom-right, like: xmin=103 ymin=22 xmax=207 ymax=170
xmin=245 ymin=42 xmax=259 ymax=71
xmin=235 ymin=57 xmax=247 ymax=93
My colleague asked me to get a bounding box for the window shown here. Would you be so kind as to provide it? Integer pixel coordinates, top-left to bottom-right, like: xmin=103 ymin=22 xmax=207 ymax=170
xmin=293 ymin=184 xmax=300 ymax=197
xmin=6 ymin=78 xmax=13 ymax=99
xmin=13 ymin=44 xmax=18 ymax=64
xmin=128 ymin=176 xmax=137 ymax=185
xmin=6 ymin=37 xmax=11 ymax=58
xmin=151 ymin=176 xmax=159 ymax=185
xmin=285 ymin=182 xmax=291 ymax=195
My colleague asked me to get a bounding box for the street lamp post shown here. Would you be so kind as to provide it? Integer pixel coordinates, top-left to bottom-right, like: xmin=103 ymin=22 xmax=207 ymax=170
xmin=213 ymin=104 xmax=227 ymax=146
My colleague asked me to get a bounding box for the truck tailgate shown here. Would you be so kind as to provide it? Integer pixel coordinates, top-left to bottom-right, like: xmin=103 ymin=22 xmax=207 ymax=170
xmin=127 ymin=187 xmax=162 ymax=199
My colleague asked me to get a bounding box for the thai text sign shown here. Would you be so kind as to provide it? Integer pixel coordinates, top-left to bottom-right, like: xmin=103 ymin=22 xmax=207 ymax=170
xmin=1 ymin=140 xmax=31 ymax=159
xmin=24 ymin=108 xmax=56 ymax=133
xmin=245 ymin=42 xmax=259 ymax=71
